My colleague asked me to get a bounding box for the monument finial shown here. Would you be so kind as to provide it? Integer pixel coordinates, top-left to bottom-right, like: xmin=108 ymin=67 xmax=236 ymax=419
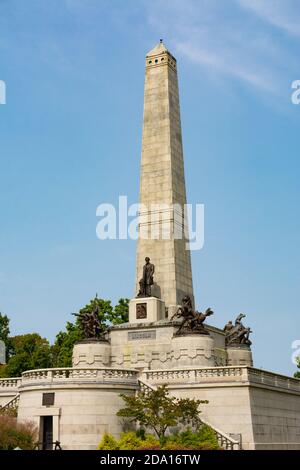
xmin=160 ymin=38 xmax=163 ymax=43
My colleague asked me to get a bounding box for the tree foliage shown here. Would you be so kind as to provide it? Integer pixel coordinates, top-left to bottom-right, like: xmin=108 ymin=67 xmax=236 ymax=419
xmin=109 ymin=298 xmax=130 ymax=325
xmin=0 ymin=297 xmax=129 ymax=373
xmin=51 ymin=321 xmax=84 ymax=368
xmin=294 ymin=357 xmax=300 ymax=379
xmin=0 ymin=334 xmax=51 ymax=377
xmin=117 ymin=385 xmax=208 ymax=439
xmin=51 ymin=297 xmax=129 ymax=367
xmin=0 ymin=313 xmax=11 ymax=363
xmin=0 ymin=313 xmax=10 ymax=343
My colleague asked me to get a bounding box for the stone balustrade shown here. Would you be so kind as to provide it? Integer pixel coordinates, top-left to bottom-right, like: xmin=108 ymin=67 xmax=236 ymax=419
xmin=21 ymin=367 xmax=139 ymax=386
xmin=248 ymin=367 xmax=300 ymax=392
xmin=142 ymin=366 xmax=300 ymax=392
xmin=0 ymin=377 xmax=21 ymax=390
xmin=2 ymin=366 xmax=299 ymax=393
xmin=142 ymin=366 xmax=247 ymax=384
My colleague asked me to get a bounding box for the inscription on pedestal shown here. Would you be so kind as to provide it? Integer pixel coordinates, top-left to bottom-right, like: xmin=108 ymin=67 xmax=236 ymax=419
xmin=128 ymin=330 xmax=156 ymax=341
xmin=136 ymin=303 xmax=147 ymax=319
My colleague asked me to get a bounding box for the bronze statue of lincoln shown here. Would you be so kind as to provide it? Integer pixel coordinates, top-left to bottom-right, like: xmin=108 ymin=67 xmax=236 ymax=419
xmin=137 ymin=257 xmax=155 ymax=297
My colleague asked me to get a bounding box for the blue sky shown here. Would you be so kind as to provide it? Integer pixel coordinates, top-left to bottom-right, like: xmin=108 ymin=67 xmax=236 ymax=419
xmin=0 ymin=0 xmax=299 ymax=375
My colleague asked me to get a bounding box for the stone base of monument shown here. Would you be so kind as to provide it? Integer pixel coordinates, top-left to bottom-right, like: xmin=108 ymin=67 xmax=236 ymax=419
xmin=171 ymin=334 xmax=215 ymax=367
xmin=72 ymin=339 xmax=111 ymax=368
xmin=226 ymin=344 xmax=253 ymax=367
xmin=167 ymin=304 xmax=181 ymax=319
xmin=129 ymin=297 xmax=166 ymax=324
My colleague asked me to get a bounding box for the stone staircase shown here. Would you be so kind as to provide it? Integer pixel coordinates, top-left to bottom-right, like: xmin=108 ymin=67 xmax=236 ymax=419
xmin=0 ymin=393 xmax=20 ymax=414
xmin=137 ymin=378 xmax=241 ymax=450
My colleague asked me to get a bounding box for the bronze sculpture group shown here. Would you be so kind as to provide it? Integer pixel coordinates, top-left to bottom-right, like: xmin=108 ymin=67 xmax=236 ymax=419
xmin=223 ymin=313 xmax=252 ymax=347
xmin=76 ymin=257 xmax=252 ymax=347
xmin=170 ymin=295 xmax=252 ymax=345
xmin=73 ymin=305 xmax=105 ymax=340
xmin=171 ymin=295 xmax=214 ymax=335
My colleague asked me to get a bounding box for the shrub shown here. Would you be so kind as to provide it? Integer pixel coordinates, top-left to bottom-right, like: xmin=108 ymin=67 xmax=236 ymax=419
xmin=163 ymin=443 xmax=192 ymax=450
xmin=164 ymin=425 xmax=219 ymax=450
xmin=137 ymin=444 xmax=161 ymax=450
xmin=98 ymin=431 xmax=160 ymax=451
xmin=97 ymin=426 xmax=219 ymax=451
xmin=98 ymin=432 xmax=119 ymax=450
xmin=0 ymin=415 xmax=37 ymax=450
xmin=197 ymin=423 xmax=218 ymax=444
xmin=136 ymin=434 xmax=160 ymax=450
xmin=118 ymin=431 xmax=142 ymax=450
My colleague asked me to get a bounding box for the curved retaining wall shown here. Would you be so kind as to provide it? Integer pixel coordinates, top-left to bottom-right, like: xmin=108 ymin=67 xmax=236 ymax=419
xmin=17 ymin=368 xmax=138 ymax=450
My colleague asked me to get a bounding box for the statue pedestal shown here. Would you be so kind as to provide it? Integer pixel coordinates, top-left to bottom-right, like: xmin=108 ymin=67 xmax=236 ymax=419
xmin=129 ymin=297 xmax=166 ymax=324
xmin=171 ymin=334 xmax=215 ymax=367
xmin=226 ymin=345 xmax=253 ymax=367
xmin=72 ymin=339 xmax=111 ymax=368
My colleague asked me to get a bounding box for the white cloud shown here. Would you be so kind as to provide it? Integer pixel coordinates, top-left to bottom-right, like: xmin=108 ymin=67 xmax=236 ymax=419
xmin=144 ymin=0 xmax=300 ymax=96
xmin=176 ymin=41 xmax=276 ymax=92
xmin=239 ymin=0 xmax=300 ymax=36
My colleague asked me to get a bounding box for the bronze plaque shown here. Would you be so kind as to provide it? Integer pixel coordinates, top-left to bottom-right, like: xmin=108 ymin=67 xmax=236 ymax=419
xmin=42 ymin=393 xmax=55 ymax=406
xmin=136 ymin=303 xmax=147 ymax=319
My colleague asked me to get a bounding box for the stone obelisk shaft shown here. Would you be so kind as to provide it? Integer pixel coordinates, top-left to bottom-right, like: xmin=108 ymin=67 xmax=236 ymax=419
xmin=136 ymin=42 xmax=194 ymax=310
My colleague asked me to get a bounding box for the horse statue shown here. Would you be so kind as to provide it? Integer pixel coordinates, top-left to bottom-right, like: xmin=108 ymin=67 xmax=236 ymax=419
xmin=72 ymin=305 xmax=104 ymax=339
xmin=171 ymin=295 xmax=214 ymax=335
xmin=224 ymin=313 xmax=252 ymax=346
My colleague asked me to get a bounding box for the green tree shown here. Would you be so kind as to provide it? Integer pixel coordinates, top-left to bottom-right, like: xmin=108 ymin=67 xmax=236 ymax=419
xmin=294 ymin=357 xmax=300 ymax=379
xmin=108 ymin=298 xmax=129 ymax=325
xmin=0 ymin=313 xmax=10 ymax=343
xmin=0 ymin=313 xmax=11 ymax=363
xmin=1 ymin=334 xmax=51 ymax=377
xmin=117 ymin=385 xmax=208 ymax=440
xmin=51 ymin=321 xmax=84 ymax=368
xmin=51 ymin=297 xmax=129 ymax=368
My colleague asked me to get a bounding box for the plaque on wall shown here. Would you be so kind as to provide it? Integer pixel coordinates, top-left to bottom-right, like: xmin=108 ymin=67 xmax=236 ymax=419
xmin=128 ymin=330 xmax=156 ymax=341
xmin=42 ymin=392 xmax=55 ymax=406
xmin=136 ymin=302 xmax=147 ymax=319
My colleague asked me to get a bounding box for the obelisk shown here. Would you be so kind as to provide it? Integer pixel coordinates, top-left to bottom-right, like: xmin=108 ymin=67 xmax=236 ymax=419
xmin=136 ymin=41 xmax=194 ymax=313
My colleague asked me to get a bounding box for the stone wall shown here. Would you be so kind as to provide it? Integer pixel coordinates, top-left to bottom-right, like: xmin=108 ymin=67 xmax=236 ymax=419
xmin=109 ymin=322 xmax=226 ymax=369
xmin=17 ymin=368 xmax=138 ymax=450
xmin=142 ymin=366 xmax=300 ymax=450
xmin=248 ymin=374 xmax=300 ymax=449
xmin=9 ymin=364 xmax=300 ymax=450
